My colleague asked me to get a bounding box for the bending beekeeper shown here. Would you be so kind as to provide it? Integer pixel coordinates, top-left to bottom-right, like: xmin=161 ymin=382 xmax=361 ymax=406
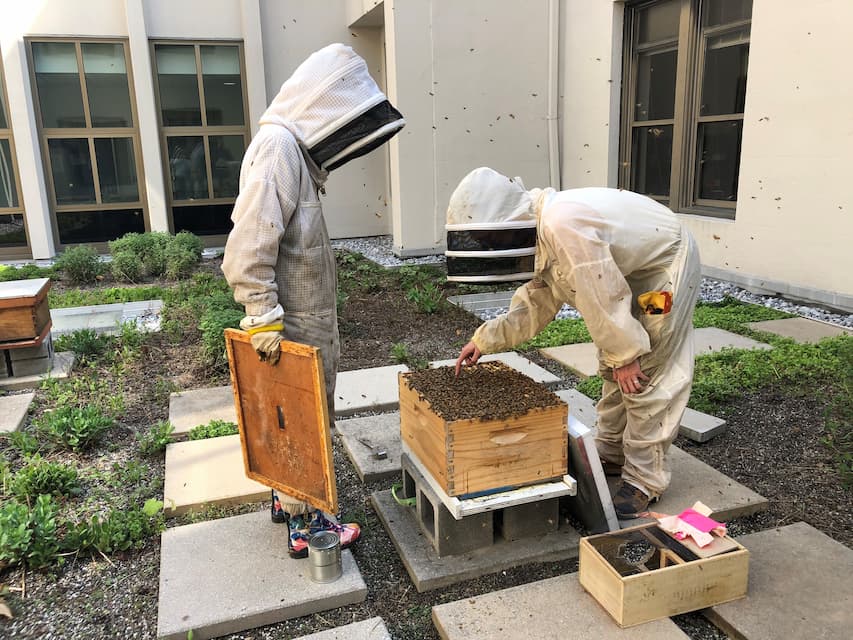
xmin=452 ymin=168 xmax=701 ymax=519
xmin=222 ymin=43 xmax=405 ymax=557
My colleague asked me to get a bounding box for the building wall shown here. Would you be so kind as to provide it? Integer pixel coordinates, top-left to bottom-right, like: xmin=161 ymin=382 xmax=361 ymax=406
xmin=384 ymin=0 xmax=554 ymax=256
xmin=682 ymin=0 xmax=853 ymax=308
xmin=259 ymin=0 xmax=392 ymax=239
xmin=560 ymin=0 xmax=852 ymax=309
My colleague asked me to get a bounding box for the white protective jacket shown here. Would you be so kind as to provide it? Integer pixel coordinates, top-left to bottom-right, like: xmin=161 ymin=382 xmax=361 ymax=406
xmin=222 ymin=44 xmax=404 ymax=408
xmin=461 ymin=172 xmax=686 ymax=371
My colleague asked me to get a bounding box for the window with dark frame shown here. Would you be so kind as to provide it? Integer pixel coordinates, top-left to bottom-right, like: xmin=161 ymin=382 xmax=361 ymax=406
xmin=151 ymin=42 xmax=248 ymax=238
xmin=621 ymin=0 xmax=752 ymax=218
xmin=27 ymin=39 xmax=147 ymax=246
xmin=0 ymin=52 xmax=29 ymax=254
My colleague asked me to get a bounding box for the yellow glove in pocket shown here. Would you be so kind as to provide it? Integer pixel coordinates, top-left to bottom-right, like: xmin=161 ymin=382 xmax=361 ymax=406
xmin=638 ymin=291 xmax=672 ymax=315
xmin=246 ymin=324 xmax=284 ymax=365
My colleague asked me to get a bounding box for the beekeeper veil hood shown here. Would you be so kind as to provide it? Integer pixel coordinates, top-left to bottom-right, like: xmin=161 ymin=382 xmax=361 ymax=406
xmin=260 ymin=43 xmax=405 ymax=171
xmin=445 ymin=167 xmax=540 ymax=283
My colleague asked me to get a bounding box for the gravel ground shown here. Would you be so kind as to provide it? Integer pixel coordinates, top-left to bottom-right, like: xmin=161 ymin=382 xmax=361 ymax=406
xmin=334 ymin=235 xmax=853 ymax=328
xmin=1 ymin=241 xmax=848 ymax=640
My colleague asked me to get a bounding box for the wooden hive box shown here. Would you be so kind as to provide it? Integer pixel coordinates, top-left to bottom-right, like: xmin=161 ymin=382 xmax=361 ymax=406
xmin=0 ymin=278 xmax=52 ymax=345
xmin=399 ymin=362 xmax=567 ymax=497
xmin=579 ymin=522 xmax=749 ymax=627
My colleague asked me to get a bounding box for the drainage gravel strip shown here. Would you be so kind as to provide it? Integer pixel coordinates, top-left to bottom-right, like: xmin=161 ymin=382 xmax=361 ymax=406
xmin=333 ymin=236 xmax=852 ymax=328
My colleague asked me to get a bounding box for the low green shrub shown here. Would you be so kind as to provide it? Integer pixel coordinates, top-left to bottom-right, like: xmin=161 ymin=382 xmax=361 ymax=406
xmin=8 ymin=456 xmax=80 ymax=501
xmin=138 ymin=420 xmax=174 ymax=455
xmin=406 ymin=282 xmax=444 ymax=314
xmin=0 ymin=263 xmax=55 ymax=282
xmin=66 ymin=499 xmax=164 ymax=555
xmin=54 ymin=245 xmax=103 ymax=284
xmin=34 ymin=406 xmax=115 ymax=452
xmin=198 ymin=305 xmax=243 ymax=367
xmin=54 ymin=329 xmax=113 ymax=361
xmin=188 ymin=419 xmax=238 ymax=440
xmin=49 ymin=285 xmax=169 ymax=309
xmin=693 ymin=297 xmax=793 ymax=332
xmin=109 ymin=251 xmax=145 ymax=283
xmin=6 ymin=431 xmax=41 ymax=456
xmin=517 ymin=318 xmax=591 ymax=349
xmin=391 ymin=342 xmax=409 ymax=364
xmin=171 ymin=230 xmax=204 ymax=260
xmin=109 ymin=232 xmax=170 ymax=279
xmin=0 ymin=494 xmax=60 ymax=569
xmin=576 ymin=376 xmax=604 ymax=402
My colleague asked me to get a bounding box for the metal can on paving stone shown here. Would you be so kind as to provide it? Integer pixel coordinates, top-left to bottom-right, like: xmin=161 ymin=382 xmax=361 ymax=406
xmin=308 ymin=531 xmax=342 ymax=583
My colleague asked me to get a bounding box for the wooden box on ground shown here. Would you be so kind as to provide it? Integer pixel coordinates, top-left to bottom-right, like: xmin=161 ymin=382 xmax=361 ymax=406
xmin=399 ymin=362 xmax=567 ymax=497
xmin=579 ymin=522 xmax=749 ymax=627
xmin=0 ymin=278 xmax=52 ymax=345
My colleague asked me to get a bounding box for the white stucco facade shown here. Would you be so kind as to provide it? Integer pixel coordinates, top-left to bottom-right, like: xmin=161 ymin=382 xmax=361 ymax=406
xmin=0 ymin=0 xmax=850 ymax=310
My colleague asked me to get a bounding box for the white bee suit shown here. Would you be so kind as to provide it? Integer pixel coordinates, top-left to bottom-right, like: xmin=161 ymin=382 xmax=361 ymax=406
xmin=452 ymin=168 xmax=701 ymax=497
xmin=222 ymin=44 xmax=404 ymax=514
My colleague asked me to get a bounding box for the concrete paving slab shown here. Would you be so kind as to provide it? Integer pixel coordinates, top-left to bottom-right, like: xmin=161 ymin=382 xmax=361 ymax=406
xmin=432 ymin=572 xmax=689 ymax=639
xmin=293 ymin=617 xmax=390 ymax=640
xmin=50 ymin=299 xmax=163 ymax=335
xmin=0 ymin=351 xmax=75 ymax=392
xmin=157 ymin=510 xmax=367 ymax=640
xmin=747 ymin=316 xmax=851 ymax=343
xmin=705 ymin=522 xmax=853 ymax=640
xmin=163 ymin=434 xmax=268 ymax=517
xmin=606 ymin=446 xmax=768 ymax=524
xmin=335 ymin=365 xmax=408 ymax=417
xmin=540 ymin=343 xmax=599 ymax=378
xmin=679 ymin=407 xmax=727 ymax=442
xmin=168 ymin=385 xmax=236 ymax=438
xmin=429 ymin=351 xmax=560 ymax=386
xmin=694 ymin=326 xmax=771 ymax=354
xmin=0 ymin=391 xmax=35 ymax=433
xmin=337 ymin=413 xmax=402 ymax=483
xmin=371 ymin=489 xmax=580 ymax=592
xmin=557 ymin=389 xmax=727 ymax=443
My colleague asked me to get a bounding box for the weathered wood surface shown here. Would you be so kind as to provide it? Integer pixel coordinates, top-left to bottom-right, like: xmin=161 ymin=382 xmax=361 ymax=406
xmin=579 ymin=522 xmax=749 ymax=627
xmin=224 ymin=328 xmax=337 ymax=514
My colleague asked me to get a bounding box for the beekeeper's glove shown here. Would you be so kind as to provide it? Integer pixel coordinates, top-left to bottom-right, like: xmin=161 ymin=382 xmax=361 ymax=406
xmin=240 ymin=305 xmax=285 ymax=366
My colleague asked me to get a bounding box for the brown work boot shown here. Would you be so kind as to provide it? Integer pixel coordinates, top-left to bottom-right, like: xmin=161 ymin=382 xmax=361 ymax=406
xmin=599 ymin=458 xmax=623 ymax=477
xmin=612 ymin=481 xmax=653 ymax=519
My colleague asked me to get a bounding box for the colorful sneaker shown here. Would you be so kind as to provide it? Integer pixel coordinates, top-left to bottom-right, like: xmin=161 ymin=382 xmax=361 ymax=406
xmin=287 ymin=513 xmax=311 ymax=559
xmin=306 ymin=511 xmax=362 ymax=550
xmin=285 ymin=511 xmax=362 ymax=559
xmin=270 ymin=490 xmax=287 ymax=524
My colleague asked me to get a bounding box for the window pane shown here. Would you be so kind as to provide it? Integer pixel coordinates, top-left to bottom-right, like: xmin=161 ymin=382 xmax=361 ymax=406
xmin=0 ymin=214 xmax=27 ymax=247
xmin=201 ymin=46 xmax=244 ymax=126
xmin=696 ymin=120 xmax=742 ymax=201
xmin=48 ymin=138 xmax=95 ymax=204
xmin=0 ymin=89 xmax=7 ymax=129
xmin=701 ymin=29 xmax=750 ymax=116
xmin=57 ymin=208 xmax=144 ymax=244
xmin=32 ymin=42 xmax=86 ymax=128
xmin=635 ymin=48 xmax=677 ymax=121
xmin=639 ymin=0 xmax=681 ymax=44
xmin=704 ymin=0 xmax=753 ymax=27
xmin=631 ymin=125 xmax=673 ymax=199
xmin=0 ymin=139 xmax=19 ymax=208
xmin=173 ymin=203 xmax=234 ymax=236
xmin=82 ymin=43 xmax=133 ymax=128
xmin=155 ymin=45 xmax=202 ymax=126
xmin=209 ymin=135 xmax=243 ymax=198
xmin=168 ymin=136 xmax=208 ymax=200
xmin=94 ymin=137 xmax=139 ymax=203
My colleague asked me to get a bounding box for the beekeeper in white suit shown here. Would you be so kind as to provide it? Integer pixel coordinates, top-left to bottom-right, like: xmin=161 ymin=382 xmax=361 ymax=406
xmin=452 ymin=168 xmax=701 ymax=519
xmin=222 ymin=44 xmax=405 ymax=557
